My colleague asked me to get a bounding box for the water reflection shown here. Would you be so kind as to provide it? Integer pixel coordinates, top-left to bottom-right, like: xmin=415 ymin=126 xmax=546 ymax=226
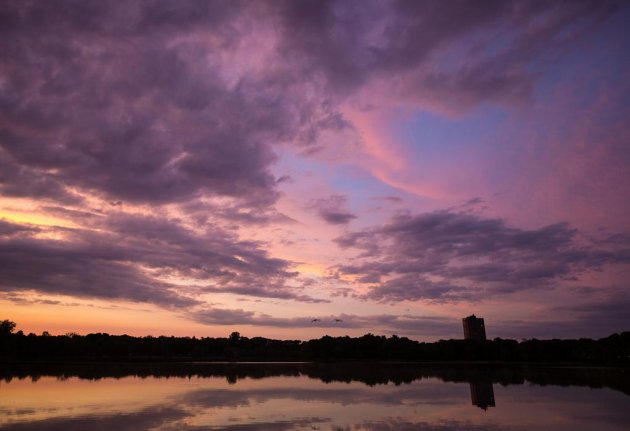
xmin=0 ymin=363 xmax=628 ymax=430
xmin=469 ymin=382 xmax=495 ymax=410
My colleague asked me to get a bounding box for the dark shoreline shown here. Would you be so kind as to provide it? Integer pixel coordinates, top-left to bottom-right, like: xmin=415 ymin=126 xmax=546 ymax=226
xmin=2 ymin=331 xmax=629 ymax=365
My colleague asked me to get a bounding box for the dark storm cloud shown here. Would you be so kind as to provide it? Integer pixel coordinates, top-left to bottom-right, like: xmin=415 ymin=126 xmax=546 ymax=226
xmin=334 ymin=211 xmax=630 ymax=302
xmin=0 ymin=213 xmax=324 ymax=306
xmin=309 ymin=194 xmax=357 ymax=225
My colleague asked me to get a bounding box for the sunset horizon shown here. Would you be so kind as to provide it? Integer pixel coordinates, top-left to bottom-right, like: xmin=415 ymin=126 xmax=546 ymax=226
xmin=1 ymin=1 xmax=629 ymax=342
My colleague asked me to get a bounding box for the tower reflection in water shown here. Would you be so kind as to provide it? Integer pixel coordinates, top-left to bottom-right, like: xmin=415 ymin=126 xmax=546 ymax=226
xmin=469 ymin=382 xmax=496 ymax=410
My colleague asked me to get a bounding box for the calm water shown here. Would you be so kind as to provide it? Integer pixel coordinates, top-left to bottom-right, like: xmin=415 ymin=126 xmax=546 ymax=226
xmin=0 ymin=363 xmax=628 ymax=430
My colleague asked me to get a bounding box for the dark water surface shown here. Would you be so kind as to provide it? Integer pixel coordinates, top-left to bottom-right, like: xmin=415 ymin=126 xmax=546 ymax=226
xmin=1 ymin=363 xmax=628 ymax=430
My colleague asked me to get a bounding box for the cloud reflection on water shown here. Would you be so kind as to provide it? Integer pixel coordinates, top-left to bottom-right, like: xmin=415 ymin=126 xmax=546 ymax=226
xmin=0 ymin=365 xmax=629 ymax=431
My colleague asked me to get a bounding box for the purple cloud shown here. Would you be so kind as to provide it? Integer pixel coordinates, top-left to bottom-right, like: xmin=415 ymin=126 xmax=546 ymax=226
xmin=370 ymin=196 xmax=403 ymax=204
xmin=0 ymin=1 xmax=627 ymax=338
xmin=309 ymin=195 xmax=357 ymax=225
xmin=0 ymin=1 xmax=287 ymax=208
xmin=0 ymin=219 xmax=40 ymax=236
xmin=0 ymin=214 xmax=324 ymax=306
xmin=334 ymin=210 xmax=630 ymax=302
xmin=276 ymin=0 xmax=618 ymax=109
xmin=1 ymin=1 xmax=619 ymax=209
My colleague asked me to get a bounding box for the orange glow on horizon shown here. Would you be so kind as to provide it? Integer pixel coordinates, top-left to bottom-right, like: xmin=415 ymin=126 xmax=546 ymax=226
xmin=0 ymin=210 xmax=79 ymax=229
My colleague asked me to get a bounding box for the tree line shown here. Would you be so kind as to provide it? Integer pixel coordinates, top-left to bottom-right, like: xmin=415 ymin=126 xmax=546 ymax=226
xmin=1 ymin=320 xmax=628 ymax=364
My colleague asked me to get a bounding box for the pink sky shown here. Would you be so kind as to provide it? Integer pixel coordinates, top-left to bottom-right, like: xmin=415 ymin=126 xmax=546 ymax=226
xmin=1 ymin=1 xmax=629 ymax=340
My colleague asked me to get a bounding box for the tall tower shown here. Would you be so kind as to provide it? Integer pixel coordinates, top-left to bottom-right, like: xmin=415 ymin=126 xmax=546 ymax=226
xmin=462 ymin=315 xmax=487 ymax=341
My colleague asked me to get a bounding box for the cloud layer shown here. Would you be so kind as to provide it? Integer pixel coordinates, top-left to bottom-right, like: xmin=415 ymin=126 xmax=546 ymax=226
xmin=0 ymin=1 xmax=628 ymax=338
xmin=334 ymin=211 xmax=630 ymax=302
xmin=1 ymin=0 xmax=619 ymax=207
xmin=0 ymin=214 xmax=318 ymax=306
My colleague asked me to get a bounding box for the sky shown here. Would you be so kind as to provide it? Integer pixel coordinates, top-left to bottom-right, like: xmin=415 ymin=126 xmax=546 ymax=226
xmin=1 ymin=0 xmax=629 ymax=341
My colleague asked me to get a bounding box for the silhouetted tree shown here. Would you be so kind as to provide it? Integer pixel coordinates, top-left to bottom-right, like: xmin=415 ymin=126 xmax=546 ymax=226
xmin=0 ymin=320 xmax=16 ymax=336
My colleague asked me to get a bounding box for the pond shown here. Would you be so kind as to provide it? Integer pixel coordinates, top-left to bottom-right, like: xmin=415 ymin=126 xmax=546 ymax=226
xmin=0 ymin=363 xmax=628 ymax=430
